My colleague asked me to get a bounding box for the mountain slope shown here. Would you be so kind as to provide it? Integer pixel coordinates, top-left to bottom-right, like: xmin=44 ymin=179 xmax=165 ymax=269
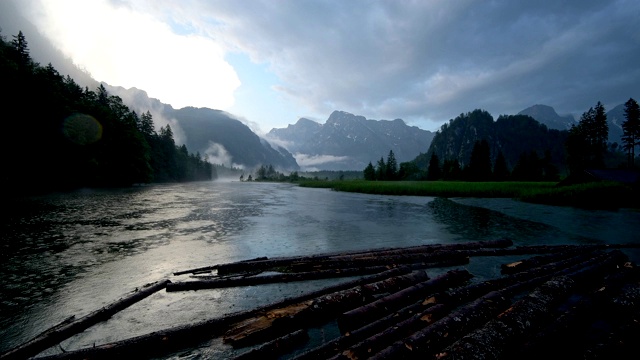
xmin=170 ymin=107 xmax=299 ymax=170
xmin=421 ymin=109 xmax=568 ymax=173
xmin=606 ymin=103 xmax=625 ymax=145
xmin=105 ymin=85 xmax=299 ymax=171
xmin=520 ymin=103 xmax=626 ymax=144
xmin=518 ymin=104 xmax=576 ymax=130
xmin=268 ymin=110 xmax=435 ymax=171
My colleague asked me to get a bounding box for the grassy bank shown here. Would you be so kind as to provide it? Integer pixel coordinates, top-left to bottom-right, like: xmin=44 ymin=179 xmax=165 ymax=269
xmin=298 ymin=180 xmax=639 ymax=209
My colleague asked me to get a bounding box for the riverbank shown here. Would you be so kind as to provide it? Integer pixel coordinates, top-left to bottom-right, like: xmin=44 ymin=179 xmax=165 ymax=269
xmin=297 ymin=180 xmax=639 ymax=209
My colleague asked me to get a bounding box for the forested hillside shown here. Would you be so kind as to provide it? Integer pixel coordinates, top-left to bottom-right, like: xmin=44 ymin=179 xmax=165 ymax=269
xmin=417 ymin=110 xmax=568 ymax=174
xmin=0 ymin=31 xmax=213 ymax=195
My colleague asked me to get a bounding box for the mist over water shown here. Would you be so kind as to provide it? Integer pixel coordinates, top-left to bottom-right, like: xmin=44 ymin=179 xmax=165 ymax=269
xmin=1 ymin=181 xmax=638 ymax=357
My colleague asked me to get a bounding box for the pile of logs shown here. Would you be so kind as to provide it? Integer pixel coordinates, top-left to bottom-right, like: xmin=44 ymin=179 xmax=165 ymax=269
xmin=2 ymin=239 xmax=639 ymax=360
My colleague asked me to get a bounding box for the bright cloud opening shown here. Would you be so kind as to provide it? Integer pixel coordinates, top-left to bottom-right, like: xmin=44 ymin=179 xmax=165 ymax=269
xmin=24 ymin=0 xmax=240 ymax=110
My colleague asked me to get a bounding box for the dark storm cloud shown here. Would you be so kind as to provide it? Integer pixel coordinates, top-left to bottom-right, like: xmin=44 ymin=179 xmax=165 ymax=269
xmin=188 ymin=0 xmax=639 ymax=126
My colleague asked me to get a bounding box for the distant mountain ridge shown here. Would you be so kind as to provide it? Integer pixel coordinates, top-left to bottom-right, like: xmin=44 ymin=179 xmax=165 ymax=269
xmin=520 ymin=103 xmax=625 ymax=144
xmin=105 ymin=85 xmax=299 ymax=171
xmin=518 ymin=104 xmax=576 ymax=130
xmin=268 ymin=110 xmax=435 ymax=171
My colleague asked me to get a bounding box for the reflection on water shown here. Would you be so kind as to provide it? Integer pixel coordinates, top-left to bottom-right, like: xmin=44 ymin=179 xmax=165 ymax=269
xmin=1 ymin=181 xmax=638 ymax=355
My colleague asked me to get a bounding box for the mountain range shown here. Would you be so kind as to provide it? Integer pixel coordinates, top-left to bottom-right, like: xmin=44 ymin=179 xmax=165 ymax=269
xmin=267 ymin=111 xmax=435 ymax=171
xmin=519 ymin=104 xmax=625 ymax=144
xmin=6 ymin=16 xmax=632 ymax=174
xmin=105 ymin=85 xmax=299 ymax=171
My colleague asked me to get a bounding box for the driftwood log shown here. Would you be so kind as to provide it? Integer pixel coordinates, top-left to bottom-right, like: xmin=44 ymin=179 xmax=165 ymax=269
xmin=0 ymin=280 xmax=170 ymax=360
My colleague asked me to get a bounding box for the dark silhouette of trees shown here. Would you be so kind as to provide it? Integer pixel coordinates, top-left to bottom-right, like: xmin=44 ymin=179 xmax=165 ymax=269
xmin=385 ymin=150 xmax=398 ymax=180
xmin=493 ymin=150 xmax=510 ymax=181
xmin=466 ymin=140 xmax=492 ymax=181
xmin=0 ymin=30 xmax=213 ymax=194
xmin=565 ymin=102 xmax=608 ymax=172
xmin=442 ymin=159 xmax=462 ymax=180
xmin=427 ymin=153 xmax=441 ymax=180
xmin=363 ymin=162 xmax=376 ymax=180
xmin=398 ymin=161 xmax=422 ymax=180
xmin=622 ymin=98 xmax=640 ymax=167
xmin=375 ymin=157 xmax=387 ymax=180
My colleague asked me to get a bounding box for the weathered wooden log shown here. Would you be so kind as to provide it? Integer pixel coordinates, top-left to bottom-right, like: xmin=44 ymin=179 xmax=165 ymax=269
xmin=337 ymin=269 xmax=472 ymax=334
xmin=512 ymin=264 xmax=640 ymax=360
xmin=363 ymin=291 xmax=512 ymax=360
xmin=434 ymin=275 xmax=582 ymax=360
xmin=215 ymin=239 xmax=512 ymax=275
xmin=0 ymin=279 xmax=170 ymax=360
xmin=430 ymin=251 xmax=630 ymax=360
xmin=231 ymin=329 xmax=309 ymax=360
xmin=222 ymin=270 xmax=430 ymax=348
xmin=29 ymin=267 xmax=412 ymax=360
xmin=284 ymin=252 xmax=468 ymax=273
xmin=291 ymin=300 xmax=431 ymax=360
xmin=167 ymin=266 xmax=390 ymax=292
xmin=440 ymin=249 xmax=609 ymax=305
xmin=500 ymin=247 xmax=597 ymax=274
xmin=173 ymin=257 xmax=270 ymax=275
xmin=332 ymin=303 xmax=451 ymax=360
xmin=326 ymin=238 xmax=514 ymax=260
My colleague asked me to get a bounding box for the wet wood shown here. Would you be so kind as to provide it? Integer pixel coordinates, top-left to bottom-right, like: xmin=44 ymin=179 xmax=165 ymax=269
xmin=215 ymin=239 xmax=513 ymax=275
xmin=337 ymin=269 xmax=472 ymax=333
xmin=291 ymin=300 xmax=430 ymax=360
xmin=231 ymin=329 xmax=309 ymax=360
xmin=167 ymin=266 xmax=391 ymax=292
xmin=413 ymin=250 xmax=630 ymax=360
xmin=222 ymin=270 xmax=430 ymax=348
xmin=364 ymin=291 xmax=512 ymax=360
xmin=0 ymin=279 xmax=170 ymax=360
xmin=5 ymin=243 xmax=639 ymax=360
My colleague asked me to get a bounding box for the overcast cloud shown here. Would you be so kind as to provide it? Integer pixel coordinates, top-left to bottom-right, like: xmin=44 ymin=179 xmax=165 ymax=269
xmin=4 ymin=0 xmax=639 ymax=131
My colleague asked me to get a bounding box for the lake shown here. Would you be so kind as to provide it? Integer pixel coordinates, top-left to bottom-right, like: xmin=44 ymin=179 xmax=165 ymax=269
xmin=1 ymin=180 xmax=639 ymax=358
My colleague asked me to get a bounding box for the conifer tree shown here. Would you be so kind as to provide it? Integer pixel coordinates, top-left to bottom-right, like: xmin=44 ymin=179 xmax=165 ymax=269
xmin=427 ymin=153 xmax=441 ymax=180
xmin=622 ymin=98 xmax=640 ymax=167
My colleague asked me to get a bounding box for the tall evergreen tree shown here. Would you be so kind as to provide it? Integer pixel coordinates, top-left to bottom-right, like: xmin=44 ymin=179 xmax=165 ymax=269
xmin=363 ymin=162 xmax=376 ymax=180
xmin=622 ymin=98 xmax=640 ymax=167
xmin=386 ymin=150 xmax=398 ymax=180
xmin=467 ymin=140 xmax=492 ymax=181
xmin=427 ymin=153 xmax=441 ymax=180
xmin=566 ymin=102 xmax=608 ymax=171
xmin=376 ymin=157 xmax=386 ymax=180
xmin=493 ymin=150 xmax=509 ymax=181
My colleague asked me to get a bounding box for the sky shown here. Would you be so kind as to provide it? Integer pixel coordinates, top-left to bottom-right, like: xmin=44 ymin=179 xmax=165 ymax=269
xmin=3 ymin=0 xmax=640 ymax=134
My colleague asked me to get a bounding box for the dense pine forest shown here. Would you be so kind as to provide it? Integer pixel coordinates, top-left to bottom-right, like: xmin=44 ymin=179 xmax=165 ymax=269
xmin=1 ymin=31 xmax=214 ymax=195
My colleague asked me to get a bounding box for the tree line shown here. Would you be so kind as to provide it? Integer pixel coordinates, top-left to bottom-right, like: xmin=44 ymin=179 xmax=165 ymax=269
xmin=1 ymin=31 xmax=214 ymax=194
xmin=363 ymin=99 xmax=640 ymax=182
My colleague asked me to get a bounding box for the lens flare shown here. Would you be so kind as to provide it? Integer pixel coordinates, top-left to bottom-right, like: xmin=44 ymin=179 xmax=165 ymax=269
xmin=63 ymin=114 xmax=103 ymax=145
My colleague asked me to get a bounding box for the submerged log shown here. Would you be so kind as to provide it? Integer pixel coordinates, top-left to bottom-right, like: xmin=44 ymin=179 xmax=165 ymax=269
xmin=0 ymin=279 xmax=170 ymax=360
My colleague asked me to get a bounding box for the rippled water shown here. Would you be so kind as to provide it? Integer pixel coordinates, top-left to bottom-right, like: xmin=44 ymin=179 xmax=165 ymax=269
xmin=1 ymin=181 xmax=638 ymax=357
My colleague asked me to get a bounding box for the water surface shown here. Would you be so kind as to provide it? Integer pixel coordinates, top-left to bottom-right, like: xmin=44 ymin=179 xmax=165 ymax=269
xmin=1 ymin=181 xmax=638 ymax=357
